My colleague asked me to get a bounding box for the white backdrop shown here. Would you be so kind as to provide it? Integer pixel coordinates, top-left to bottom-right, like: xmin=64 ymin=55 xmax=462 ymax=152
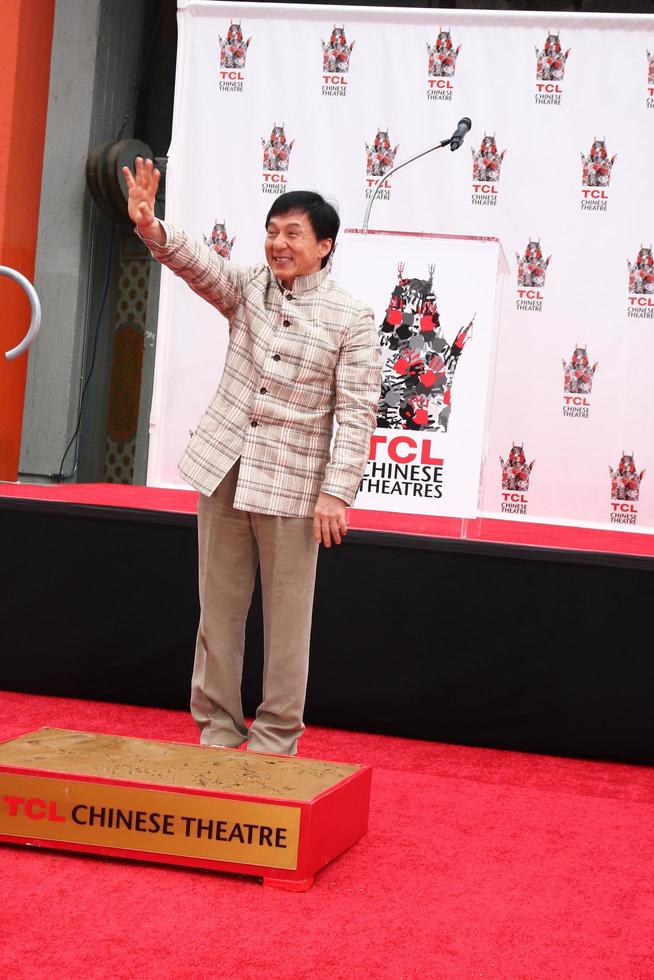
xmin=148 ymin=0 xmax=654 ymax=535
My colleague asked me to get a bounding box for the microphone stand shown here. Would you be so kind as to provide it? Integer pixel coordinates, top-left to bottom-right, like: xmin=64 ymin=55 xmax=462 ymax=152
xmin=362 ymin=137 xmax=452 ymax=232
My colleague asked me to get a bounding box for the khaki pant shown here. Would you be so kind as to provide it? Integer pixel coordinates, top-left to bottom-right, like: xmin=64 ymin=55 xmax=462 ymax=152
xmin=190 ymin=461 xmax=319 ymax=755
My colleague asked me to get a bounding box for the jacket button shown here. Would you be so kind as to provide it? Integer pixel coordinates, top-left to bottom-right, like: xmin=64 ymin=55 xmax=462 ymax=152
xmin=272 ymin=354 xmax=281 ymax=361
xmin=260 ymin=387 xmax=267 ymax=395
xmin=283 ymin=319 xmax=291 ymax=327
xmin=251 ymin=420 xmax=258 ymax=427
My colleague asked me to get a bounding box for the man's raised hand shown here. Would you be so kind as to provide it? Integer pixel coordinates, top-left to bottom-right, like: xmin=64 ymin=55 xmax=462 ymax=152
xmin=122 ymin=157 xmax=164 ymax=243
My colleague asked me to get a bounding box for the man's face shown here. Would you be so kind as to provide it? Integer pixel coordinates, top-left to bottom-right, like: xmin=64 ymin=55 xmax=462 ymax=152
xmin=264 ymin=209 xmax=332 ymax=287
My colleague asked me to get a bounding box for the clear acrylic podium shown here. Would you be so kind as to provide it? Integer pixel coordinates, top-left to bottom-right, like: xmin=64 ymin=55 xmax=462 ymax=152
xmin=333 ymin=228 xmax=509 ymax=536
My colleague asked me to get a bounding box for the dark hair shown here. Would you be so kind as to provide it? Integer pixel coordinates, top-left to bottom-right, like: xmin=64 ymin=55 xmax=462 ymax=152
xmin=265 ymin=191 xmax=340 ymax=268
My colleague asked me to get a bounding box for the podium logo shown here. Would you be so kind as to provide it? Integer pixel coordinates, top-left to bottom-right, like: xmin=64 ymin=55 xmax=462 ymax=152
xmin=322 ymin=24 xmax=355 ymax=96
xmin=3 ymin=795 xmax=66 ymax=822
xmin=516 ymin=238 xmax=551 ymax=311
xmin=562 ymin=345 xmax=597 ymax=418
xmin=580 ymin=138 xmax=616 ymax=211
xmin=218 ymin=21 xmax=251 ymax=92
xmin=261 ymin=123 xmax=294 ymax=195
xmin=471 ymin=134 xmax=506 ymax=206
xmin=203 ymin=219 xmax=236 ymax=260
xmin=0 ymin=778 xmax=300 ymax=870
xmin=427 ymin=28 xmax=461 ymax=101
xmin=647 ymin=50 xmax=654 ymax=108
xmin=365 ymin=129 xmax=399 ymax=200
xmin=610 ymin=452 xmax=645 ymax=524
xmin=377 ymin=261 xmax=474 ymax=433
xmin=535 ymin=32 xmax=570 ymax=105
xmin=500 ymin=443 xmax=534 ymax=514
xmin=627 ymin=244 xmax=654 ymax=319
xmin=360 ymin=433 xmax=444 ymax=501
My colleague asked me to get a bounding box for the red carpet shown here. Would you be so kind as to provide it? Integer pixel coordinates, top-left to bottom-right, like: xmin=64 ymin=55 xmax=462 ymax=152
xmin=1 ymin=690 xmax=653 ymax=979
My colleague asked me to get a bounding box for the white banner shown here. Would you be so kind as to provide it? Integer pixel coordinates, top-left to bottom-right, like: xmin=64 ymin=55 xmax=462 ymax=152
xmin=148 ymin=1 xmax=654 ymax=535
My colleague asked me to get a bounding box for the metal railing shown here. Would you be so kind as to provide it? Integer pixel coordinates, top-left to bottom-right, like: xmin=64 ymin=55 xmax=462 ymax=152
xmin=2 ymin=266 xmax=41 ymax=360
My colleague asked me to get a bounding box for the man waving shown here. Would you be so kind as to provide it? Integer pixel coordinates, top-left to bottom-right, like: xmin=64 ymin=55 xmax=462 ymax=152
xmin=124 ymin=157 xmax=381 ymax=756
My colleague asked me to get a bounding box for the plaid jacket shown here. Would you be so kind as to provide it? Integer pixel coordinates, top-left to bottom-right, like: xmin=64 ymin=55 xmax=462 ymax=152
xmin=145 ymin=224 xmax=381 ymax=518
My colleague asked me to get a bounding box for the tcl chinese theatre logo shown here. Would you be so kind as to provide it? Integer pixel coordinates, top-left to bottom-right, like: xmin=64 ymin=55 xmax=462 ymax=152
xmin=322 ymin=24 xmax=355 ymax=96
xmin=562 ymin=345 xmax=597 ymax=418
xmin=515 ymin=238 xmax=551 ymax=312
xmin=580 ymin=138 xmax=616 ymax=211
xmin=471 ymin=134 xmax=506 ymax=206
xmin=500 ymin=443 xmax=534 ymax=515
xmin=610 ymin=452 xmax=645 ymax=524
xmin=218 ymin=21 xmax=251 ymax=92
xmin=627 ymin=245 xmax=654 ymax=319
xmin=359 ymin=261 xmax=475 ymax=503
xmin=426 ymin=28 xmax=461 ymax=101
xmin=534 ymin=32 xmax=570 ymax=105
xmin=365 ymin=129 xmax=398 ymax=201
xmin=261 ymin=123 xmax=294 ymax=195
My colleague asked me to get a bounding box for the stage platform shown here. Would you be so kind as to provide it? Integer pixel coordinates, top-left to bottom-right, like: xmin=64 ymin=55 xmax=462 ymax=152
xmin=2 ymin=482 xmax=654 ymax=765
xmin=2 ymin=481 xmax=654 ymax=561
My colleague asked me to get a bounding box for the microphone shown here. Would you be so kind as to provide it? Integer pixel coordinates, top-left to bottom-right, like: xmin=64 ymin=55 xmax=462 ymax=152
xmin=362 ymin=120 xmax=472 ymax=229
xmin=449 ymin=117 xmax=472 ymax=152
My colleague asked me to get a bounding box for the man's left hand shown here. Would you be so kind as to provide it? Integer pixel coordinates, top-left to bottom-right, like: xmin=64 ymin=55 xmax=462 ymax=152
xmin=313 ymin=492 xmax=348 ymax=547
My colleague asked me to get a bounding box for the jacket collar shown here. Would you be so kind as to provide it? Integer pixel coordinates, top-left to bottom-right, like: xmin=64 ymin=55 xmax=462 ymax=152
xmin=273 ymin=263 xmax=330 ymax=297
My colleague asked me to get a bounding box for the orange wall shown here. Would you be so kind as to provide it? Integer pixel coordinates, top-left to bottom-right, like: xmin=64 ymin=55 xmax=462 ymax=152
xmin=0 ymin=0 xmax=55 ymax=481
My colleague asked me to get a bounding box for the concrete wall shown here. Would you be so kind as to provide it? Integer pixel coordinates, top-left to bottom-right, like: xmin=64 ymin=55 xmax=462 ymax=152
xmin=19 ymin=0 xmax=148 ymax=481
